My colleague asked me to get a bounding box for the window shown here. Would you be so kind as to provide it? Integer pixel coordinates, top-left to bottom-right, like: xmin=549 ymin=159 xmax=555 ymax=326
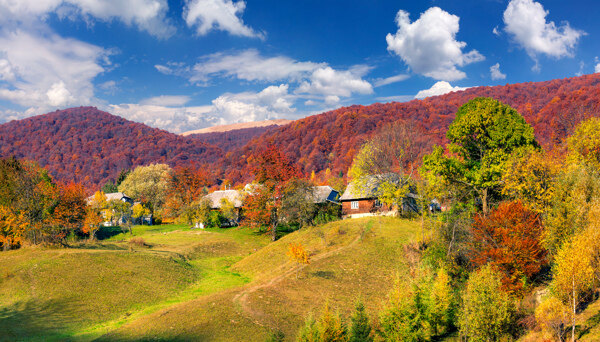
xmin=351 ymin=201 xmax=359 ymax=209
xmin=374 ymin=199 xmax=382 ymax=207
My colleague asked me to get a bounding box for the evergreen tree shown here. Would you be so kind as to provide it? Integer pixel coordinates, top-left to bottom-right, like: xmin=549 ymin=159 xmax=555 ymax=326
xmin=348 ymin=301 xmax=372 ymax=342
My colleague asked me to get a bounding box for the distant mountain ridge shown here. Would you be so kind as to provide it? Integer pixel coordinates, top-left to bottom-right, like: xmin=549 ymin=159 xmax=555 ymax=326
xmin=180 ymin=119 xmax=292 ymax=135
xmin=1 ymin=74 xmax=599 ymax=189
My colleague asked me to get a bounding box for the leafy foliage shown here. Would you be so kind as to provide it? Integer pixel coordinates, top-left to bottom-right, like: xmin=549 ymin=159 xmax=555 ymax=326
xmin=470 ymin=200 xmax=547 ymax=294
xmin=458 ymin=265 xmax=516 ymax=341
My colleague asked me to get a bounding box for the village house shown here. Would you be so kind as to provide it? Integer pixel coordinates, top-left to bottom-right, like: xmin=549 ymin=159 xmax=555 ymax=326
xmin=310 ymin=185 xmax=340 ymax=205
xmin=339 ymin=175 xmax=418 ymax=218
xmin=203 ymin=189 xmax=243 ymax=227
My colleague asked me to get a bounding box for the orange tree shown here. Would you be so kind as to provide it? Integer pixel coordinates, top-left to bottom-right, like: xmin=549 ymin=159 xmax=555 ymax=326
xmin=49 ymin=182 xmax=87 ymax=244
xmin=0 ymin=206 xmax=29 ymax=250
xmin=244 ymin=145 xmax=301 ymax=240
xmin=469 ymin=200 xmax=547 ymax=294
xmin=164 ymin=165 xmax=213 ymax=222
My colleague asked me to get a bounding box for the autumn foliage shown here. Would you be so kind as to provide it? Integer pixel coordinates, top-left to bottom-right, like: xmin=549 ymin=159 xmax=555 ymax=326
xmin=469 ymin=200 xmax=547 ymax=293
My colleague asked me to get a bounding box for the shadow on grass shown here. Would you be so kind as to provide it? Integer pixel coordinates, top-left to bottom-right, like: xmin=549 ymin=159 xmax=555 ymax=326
xmin=96 ymin=226 xmax=126 ymax=240
xmin=95 ymin=332 xmax=211 ymax=342
xmin=0 ymin=299 xmax=86 ymax=341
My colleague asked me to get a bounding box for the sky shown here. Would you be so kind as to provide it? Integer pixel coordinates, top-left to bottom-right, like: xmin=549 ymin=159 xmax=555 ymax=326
xmin=0 ymin=0 xmax=598 ymax=133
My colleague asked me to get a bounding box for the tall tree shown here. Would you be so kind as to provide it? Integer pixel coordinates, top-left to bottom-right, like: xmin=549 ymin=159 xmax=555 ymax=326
xmin=118 ymin=163 xmax=171 ymax=216
xmin=422 ymin=97 xmax=539 ymax=213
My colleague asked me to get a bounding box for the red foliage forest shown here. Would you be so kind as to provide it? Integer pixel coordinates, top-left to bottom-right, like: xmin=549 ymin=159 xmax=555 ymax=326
xmin=1 ymin=74 xmax=599 ymax=189
xmin=222 ymin=74 xmax=600 ymax=184
xmin=0 ymin=107 xmax=223 ymax=189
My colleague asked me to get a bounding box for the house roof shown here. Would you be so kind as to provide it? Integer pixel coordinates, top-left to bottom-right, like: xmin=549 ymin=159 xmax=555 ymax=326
xmin=86 ymin=192 xmax=131 ymax=204
xmin=339 ymin=174 xmax=402 ymax=201
xmin=311 ymin=186 xmax=340 ymax=204
xmin=204 ymin=190 xmax=243 ymax=209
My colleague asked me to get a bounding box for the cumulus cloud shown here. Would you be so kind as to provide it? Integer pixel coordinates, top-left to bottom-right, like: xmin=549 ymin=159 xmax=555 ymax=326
xmin=295 ymin=66 xmax=373 ymax=97
xmin=386 ymin=7 xmax=484 ymax=81
xmin=490 ymin=63 xmax=507 ymax=80
xmin=160 ymin=50 xmax=374 ymax=103
xmin=0 ymin=29 xmax=106 ymax=110
xmin=415 ymin=81 xmax=467 ymax=99
xmin=188 ymin=49 xmax=323 ymax=83
xmin=503 ymin=0 xmax=584 ymax=63
xmin=0 ymin=0 xmax=175 ymax=38
xmin=374 ymin=74 xmax=410 ymax=87
xmin=184 ymin=0 xmax=263 ymax=38
xmin=211 ymin=84 xmax=294 ymax=124
xmin=595 ymin=57 xmax=600 ymax=73
xmin=109 ymin=103 xmax=213 ymax=133
xmin=140 ymin=95 xmax=191 ymax=106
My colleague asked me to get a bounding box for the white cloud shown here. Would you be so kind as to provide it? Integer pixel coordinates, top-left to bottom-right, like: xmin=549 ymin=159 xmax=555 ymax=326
xmin=493 ymin=26 xmax=501 ymax=36
xmin=108 ymin=103 xmax=213 ymax=133
xmin=595 ymin=57 xmax=600 ymax=73
xmin=0 ymin=0 xmax=174 ymax=38
xmin=295 ymin=66 xmax=373 ymax=97
xmin=211 ymin=84 xmax=294 ymax=124
xmin=184 ymin=0 xmax=263 ymax=39
xmin=490 ymin=63 xmax=506 ymax=80
xmin=189 ymin=49 xmax=323 ymax=83
xmin=375 ymin=95 xmax=414 ymax=103
xmin=503 ymin=0 xmax=584 ymax=62
xmin=386 ymin=7 xmax=484 ymax=81
xmin=415 ymin=81 xmax=467 ymax=99
xmin=140 ymin=95 xmax=191 ymax=107
xmin=374 ymin=74 xmax=410 ymax=87
xmin=0 ymin=29 xmax=106 ymax=110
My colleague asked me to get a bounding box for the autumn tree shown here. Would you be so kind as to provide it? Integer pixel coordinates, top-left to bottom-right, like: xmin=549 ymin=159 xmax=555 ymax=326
xmin=297 ymin=302 xmax=347 ymax=342
xmin=535 ymin=295 xmax=569 ymax=342
xmin=349 ymin=121 xmax=429 ymax=209
xmin=287 ymin=243 xmax=310 ymax=279
xmin=567 ymin=116 xmax=600 ymax=169
xmin=164 ymin=166 xmax=212 ymax=221
xmin=132 ymin=202 xmax=151 ymax=224
xmin=422 ymin=97 xmax=539 ymax=213
xmin=250 ymin=145 xmax=300 ymax=184
xmin=502 ymin=148 xmax=560 ymax=214
xmin=458 ymin=265 xmax=516 ymax=341
xmin=279 ymin=179 xmax=317 ymax=228
xmin=469 ymin=200 xmax=547 ymax=293
xmin=552 ymin=233 xmax=595 ymax=342
xmin=0 ymin=206 xmax=28 ymax=251
xmin=118 ymin=163 xmax=171 ymax=216
xmin=242 ymin=185 xmax=273 ymax=232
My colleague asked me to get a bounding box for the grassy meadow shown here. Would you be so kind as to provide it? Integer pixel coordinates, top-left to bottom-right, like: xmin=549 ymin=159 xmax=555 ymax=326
xmin=0 ymin=217 xmax=424 ymax=341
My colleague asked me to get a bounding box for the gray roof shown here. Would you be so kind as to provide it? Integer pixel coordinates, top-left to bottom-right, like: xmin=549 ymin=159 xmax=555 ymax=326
xmin=86 ymin=192 xmax=131 ymax=204
xmin=311 ymin=186 xmax=340 ymax=204
xmin=204 ymin=190 xmax=243 ymax=209
xmin=339 ymin=174 xmax=402 ymax=201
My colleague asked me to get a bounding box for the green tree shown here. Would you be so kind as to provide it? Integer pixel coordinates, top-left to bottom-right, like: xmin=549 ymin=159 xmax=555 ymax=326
xmin=297 ymin=303 xmax=348 ymax=342
xmin=348 ymin=301 xmax=372 ymax=342
xmin=428 ymin=268 xmax=456 ymax=336
xmin=458 ymin=265 xmax=515 ymax=341
xmin=118 ymin=163 xmax=171 ymax=216
xmin=279 ymin=179 xmax=317 ymax=228
xmin=422 ymin=97 xmax=538 ymax=213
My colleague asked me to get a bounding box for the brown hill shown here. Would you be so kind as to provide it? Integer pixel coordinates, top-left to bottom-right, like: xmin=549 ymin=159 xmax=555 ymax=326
xmin=0 ymin=107 xmax=223 ymax=189
xmin=186 ymin=125 xmax=283 ymax=154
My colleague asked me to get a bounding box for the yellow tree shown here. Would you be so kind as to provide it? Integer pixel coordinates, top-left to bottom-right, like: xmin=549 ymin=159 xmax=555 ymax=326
xmin=0 ymin=206 xmax=29 ymax=251
xmin=552 ymin=235 xmax=595 ymax=342
xmin=535 ymin=295 xmax=569 ymax=342
xmin=502 ymin=148 xmax=560 ymax=214
xmin=287 ymin=243 xmax=310 ymax=279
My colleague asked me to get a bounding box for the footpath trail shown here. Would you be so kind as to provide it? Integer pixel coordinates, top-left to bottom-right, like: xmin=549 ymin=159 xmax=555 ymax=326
xmin=232 ymin=234 xmax=362 ymax=328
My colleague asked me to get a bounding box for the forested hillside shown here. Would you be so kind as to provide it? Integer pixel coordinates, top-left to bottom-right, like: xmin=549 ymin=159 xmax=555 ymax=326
xmin=0 ymin=107 xmax=223 ymax=189
xmin=1 ymin=74 xmax=599 ymax=189
xmin=222 ymin=74 xmax=600 ymax=183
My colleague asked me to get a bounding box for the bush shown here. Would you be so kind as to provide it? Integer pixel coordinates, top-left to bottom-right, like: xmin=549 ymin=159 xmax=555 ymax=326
xmin=129 ymin=237 xmax=148 ymax=248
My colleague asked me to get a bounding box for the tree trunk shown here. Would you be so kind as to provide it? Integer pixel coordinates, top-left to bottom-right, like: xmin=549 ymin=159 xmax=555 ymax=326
xmin=482 ymin=188 xmax=489 ymax=214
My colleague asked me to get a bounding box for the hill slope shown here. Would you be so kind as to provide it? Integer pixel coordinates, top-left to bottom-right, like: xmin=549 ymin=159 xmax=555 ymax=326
xmin=222 ymin=74 xmax=600 ymax=183
xmin=186 ymin=124 xmax=285 ymax=154
xmin=0 ymin=107 xmax=223 ymax=189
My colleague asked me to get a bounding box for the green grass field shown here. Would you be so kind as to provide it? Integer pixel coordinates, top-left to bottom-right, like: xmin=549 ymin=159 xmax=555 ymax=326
xmin=0 ymin=217 xmax=421 ymax=341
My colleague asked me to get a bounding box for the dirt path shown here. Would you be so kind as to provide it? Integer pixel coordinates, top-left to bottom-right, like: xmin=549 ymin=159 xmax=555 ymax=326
xmin=232 ymin=233 xmax=363 ymax=328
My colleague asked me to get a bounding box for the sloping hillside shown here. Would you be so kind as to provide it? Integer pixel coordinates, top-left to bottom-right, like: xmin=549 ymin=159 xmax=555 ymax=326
xmin=0 ymin=107 xmax=223 ymax=189
xmin=186 ymin=124 xmax=283 ymax=154
xmin=222 ymin=74 xmax=600 ymax=183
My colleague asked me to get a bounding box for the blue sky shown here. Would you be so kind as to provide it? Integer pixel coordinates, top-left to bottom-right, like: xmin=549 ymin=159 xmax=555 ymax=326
xmin=0 ymin=0 xmax=597 ymax=133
